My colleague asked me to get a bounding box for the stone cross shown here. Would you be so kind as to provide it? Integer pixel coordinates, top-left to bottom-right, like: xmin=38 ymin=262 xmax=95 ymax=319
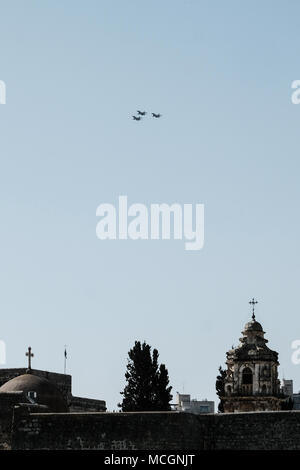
xmin=249 ymin=298 xmax=258 ymax=320
xmin=26 ymin=346 xmax=34 ymax=370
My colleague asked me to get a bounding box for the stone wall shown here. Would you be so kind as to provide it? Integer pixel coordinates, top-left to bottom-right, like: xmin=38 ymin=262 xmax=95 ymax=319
xmin=70 ymin=396 xmax=106 ymax=412
xmin=10 ymin=409 xmax=300 ymax=450
xmin=12 ymin=411 xmax=201 ymax=450
xmin=0 ymin=392 xmax=24 ymax=450
xmin=204 ymin=411 xmax=300 ymax=449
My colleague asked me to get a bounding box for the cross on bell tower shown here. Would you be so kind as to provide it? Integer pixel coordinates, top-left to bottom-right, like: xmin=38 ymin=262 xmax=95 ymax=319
xmin=249 ymin=298 xmax=258 ymax=320
xmin=25 ymin=346 xmax=34 ymax=372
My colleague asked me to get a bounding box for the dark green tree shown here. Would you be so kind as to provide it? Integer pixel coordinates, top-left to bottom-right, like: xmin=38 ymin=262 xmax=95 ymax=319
xmin=119 ymin=341 xmax=173 ymax=411
xmin=155 ymin=363 xmax=173 ymax=411
xmin=216 ymin=366 xmax=226 ymax=413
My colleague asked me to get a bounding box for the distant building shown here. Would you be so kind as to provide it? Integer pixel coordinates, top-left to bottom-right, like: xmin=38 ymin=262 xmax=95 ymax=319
xmin=293 ymin=394 xmax=300 ymax=410
xmin=281 ymin=379 xmax=293 ymax=397
xmin=0 ymin=346 xmax=106 ymax=413
xmin=280 ymin=379 xmax=300 ymax=410
xmin=174 ymin=393 xmax=214 ymax=414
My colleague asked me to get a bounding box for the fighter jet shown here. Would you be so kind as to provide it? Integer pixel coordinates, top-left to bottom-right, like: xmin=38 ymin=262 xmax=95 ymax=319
xmin=132 ymin=116 xmax=142 ymax=121
xmin=137 ymin=110 xmax=147 ymax=116
xmin=152 ymin=113 xmax=161 ymax=118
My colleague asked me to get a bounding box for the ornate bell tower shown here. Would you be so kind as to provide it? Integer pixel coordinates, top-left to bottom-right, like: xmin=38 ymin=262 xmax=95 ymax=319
xmin=223 ymin=299 xmax=282 ymax=412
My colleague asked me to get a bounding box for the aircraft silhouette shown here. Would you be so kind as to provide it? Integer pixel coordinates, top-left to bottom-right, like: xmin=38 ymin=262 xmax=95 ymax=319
xmin=152 ymin=113 xmax=161 ymax=118
xmin=132 ymin=116 xmax=142 ymax=121
xmin=137 ymin=110 xmax=146 ymax=116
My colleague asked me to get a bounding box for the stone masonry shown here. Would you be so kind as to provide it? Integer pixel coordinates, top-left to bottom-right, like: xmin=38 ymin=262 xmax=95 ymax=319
xmin=10 ymin=409 xmax=300 ymax=450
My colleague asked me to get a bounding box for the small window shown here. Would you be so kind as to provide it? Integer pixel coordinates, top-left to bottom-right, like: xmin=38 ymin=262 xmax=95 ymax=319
xmin=242 ymin=367 xmax=253 ymax=385
xmin=199 ymin=406 xmax=209 ymax=412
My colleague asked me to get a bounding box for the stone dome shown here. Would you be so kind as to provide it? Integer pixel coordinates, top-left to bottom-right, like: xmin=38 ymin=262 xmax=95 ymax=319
xmin=0 ymin=373 xmax=67 ymax=412
xmin=243 ymin=319 xmax=264 ymax=332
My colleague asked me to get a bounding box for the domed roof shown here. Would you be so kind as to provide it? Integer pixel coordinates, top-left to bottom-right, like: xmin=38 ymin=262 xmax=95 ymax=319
xmin=0 ymin=373 xmax=67 ymax=412
xmin=243 ymin=319 xmax=263 ymax=332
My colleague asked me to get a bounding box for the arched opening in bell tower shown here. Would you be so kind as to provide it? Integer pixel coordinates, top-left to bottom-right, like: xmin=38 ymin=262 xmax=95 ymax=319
xmin=242 ymin=367 xmax=253 ymax=395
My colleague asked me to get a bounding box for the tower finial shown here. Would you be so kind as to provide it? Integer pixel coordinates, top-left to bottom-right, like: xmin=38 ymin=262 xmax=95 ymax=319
xmin=25 ymin=346 xmax=34 ymax=373
xmin=249 ymin=298 xmax=258 ymax=320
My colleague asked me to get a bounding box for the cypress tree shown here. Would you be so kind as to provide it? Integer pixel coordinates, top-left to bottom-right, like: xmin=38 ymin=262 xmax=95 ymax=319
xmin=119 ymin=341 xmax=173 ymax=411
xmin=216 ymin=366 xmax=226 ymax=413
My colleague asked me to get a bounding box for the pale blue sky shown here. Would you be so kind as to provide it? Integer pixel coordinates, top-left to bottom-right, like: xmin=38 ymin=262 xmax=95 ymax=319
xmin=1 ymin=0 xmax=300 ymax=409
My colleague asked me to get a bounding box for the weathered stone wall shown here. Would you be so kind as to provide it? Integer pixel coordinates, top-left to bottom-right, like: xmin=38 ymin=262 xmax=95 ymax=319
xmin=0 ymin=411 xmax=12 ymax=450
xmin=12 ymin=411 xmax=202 ymax=450
xmin=70 ymin=396 xmax=106 ymax=412
xmin=10 ymin=409 xmax=300 ymax=450
xmin=0 ymin=392 xmax=24 ymax=450
xmin=203 ymin=411 xmax=300 ymax=450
